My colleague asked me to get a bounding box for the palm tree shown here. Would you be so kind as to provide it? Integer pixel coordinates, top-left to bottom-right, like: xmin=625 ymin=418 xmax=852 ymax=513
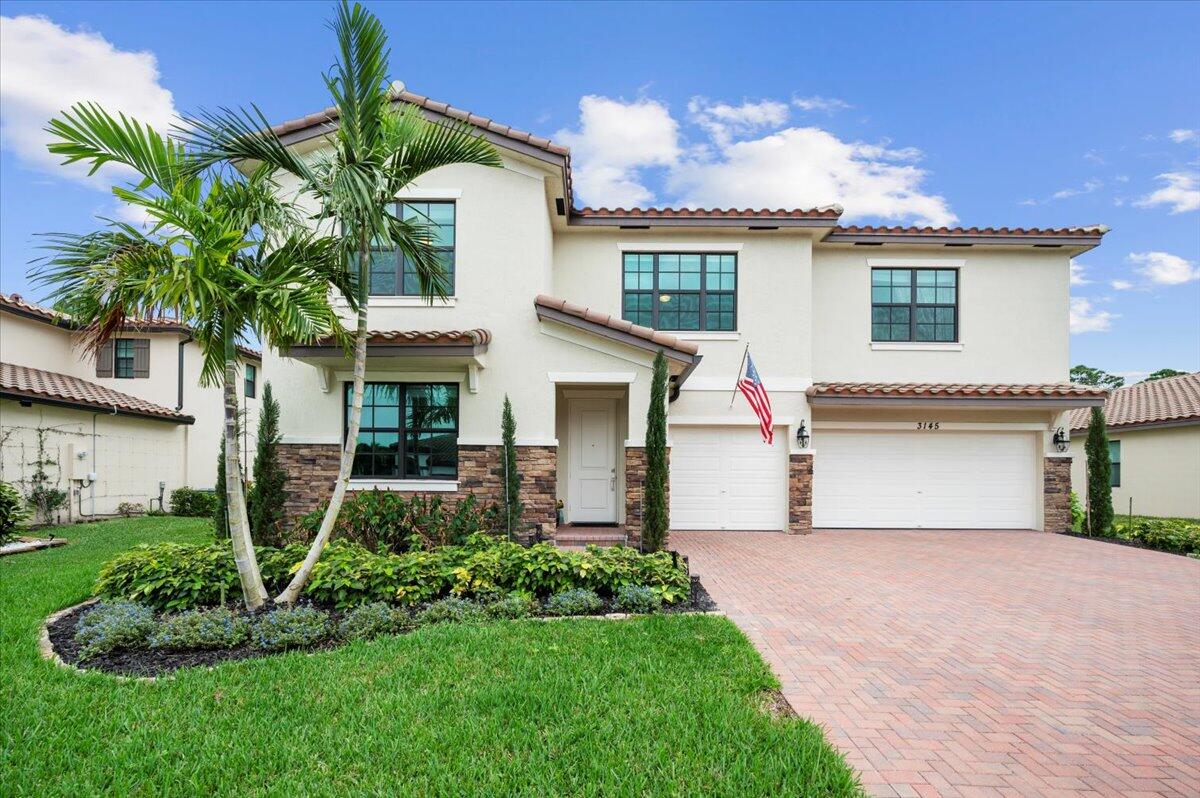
xmin=32 ymin=105 xmax=352 ymax=609
xmin=183 ymin=0 xmax=502 ymax=604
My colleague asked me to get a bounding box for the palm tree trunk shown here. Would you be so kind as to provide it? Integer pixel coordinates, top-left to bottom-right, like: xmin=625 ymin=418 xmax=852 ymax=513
xmin=275 ymin=228 xmax=370 ymax=604
xmin=223 ymin=322 xmax=268 ymax=609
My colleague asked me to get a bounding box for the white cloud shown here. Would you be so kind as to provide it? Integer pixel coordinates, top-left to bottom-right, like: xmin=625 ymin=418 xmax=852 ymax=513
xmin=1168 ymin=129 xmax=1198 ymax=144
xmin=1116 ymin=370 xmax=1149 ymax=381
xmin=1083 ymin=149 xmax=1105 ymax=165
xmin=1134 ymin=172 xmax=1200 ymax=213
xmin=558 ymin=94 xmax=955 ymax=225
xmin=1070 ymin=297 xmax=1117 ymax=334
xmin=555 ymin=95 xmax=681 ymax=207
xmin=0 ymin=14 xmax=177 ymax=185
xmin=1110 ymin=279 xmax=1134 ymax=290
xmin=1128 ymin=251 xmax=1200 ymax=285
xmin=792 ymin=95 xmax=852 ymax=114
xmin=1051 ymin=179 xmax=1102 ymax=200
xmin=1069 ymin=260 xmax=1091 ymax=286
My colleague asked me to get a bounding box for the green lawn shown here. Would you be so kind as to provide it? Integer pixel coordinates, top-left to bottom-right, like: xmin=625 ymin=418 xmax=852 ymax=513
xmin=0 ymin=517 xmax=862 ymax=797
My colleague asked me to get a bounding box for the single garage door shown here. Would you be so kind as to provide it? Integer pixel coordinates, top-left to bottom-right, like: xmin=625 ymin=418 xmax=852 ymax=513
xmin=813 ymin=430 xmax=1037 ymax=529
xmin=670 ymin=426 xmax=787 ymax=530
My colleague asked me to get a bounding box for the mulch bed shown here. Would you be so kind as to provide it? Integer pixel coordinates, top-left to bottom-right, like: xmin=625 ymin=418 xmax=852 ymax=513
xmin=47 ymin=575 xmax=720 ymax=678
xmin=1056 ymin=530 xmax=1196 ymax=559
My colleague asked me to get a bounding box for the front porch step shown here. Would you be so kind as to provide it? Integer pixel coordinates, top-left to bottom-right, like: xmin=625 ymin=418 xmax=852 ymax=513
xmin=554 ymin=527 xmax=629 ymax=549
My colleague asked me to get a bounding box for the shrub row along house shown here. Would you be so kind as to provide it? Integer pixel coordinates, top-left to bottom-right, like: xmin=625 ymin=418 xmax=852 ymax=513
xmin=260 ymin=88 xmax=1109 ymax=541
xmin=1070 ymin=371 xmax=1200 ymax=519
xmin=0 ymin=293 xmax=260 ymax=519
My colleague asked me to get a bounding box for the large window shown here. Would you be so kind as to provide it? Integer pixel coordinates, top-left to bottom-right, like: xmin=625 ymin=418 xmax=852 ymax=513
xmin=871 ymin=268 xmax=958 ymax=342
xmin=1109 ymin=440 xmax=1121 ymax=487
xmin=622 ymin=252 xmax=737 ymax=331
xmin=114 ymin=339 xmax=136 ymax=378
xmin=368 ymin=201 xmax=456 ymax=296
xmin=347 ymin=383 xmax=459 ymax=480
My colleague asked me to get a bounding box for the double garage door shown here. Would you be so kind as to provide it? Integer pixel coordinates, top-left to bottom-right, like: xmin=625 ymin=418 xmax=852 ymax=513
xmin=670 ymin=425 xmax=1037 ymax=531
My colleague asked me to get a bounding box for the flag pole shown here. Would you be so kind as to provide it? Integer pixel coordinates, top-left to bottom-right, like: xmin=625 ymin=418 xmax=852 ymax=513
xmin=729 ymin=343 xmax=750 ymax=408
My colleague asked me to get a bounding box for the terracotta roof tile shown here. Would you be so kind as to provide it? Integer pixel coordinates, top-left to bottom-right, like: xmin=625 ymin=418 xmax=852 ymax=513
xmin=1068 ymin=372 xmax=1200 ymax=431
xmin=1 ymin=362 xmax=193 ymax=422
xmin=359 ymin=329 xmax=490 ymax=346
xmin=830 ymin=224 xmax=1109 ymax=238
xmin=534 ymin=295 xmax=700 ymax=357
xmin=808 ymin=382 xmax=1109 ymax=400
xmin=574 ymin=206 xmax=843 ymax=220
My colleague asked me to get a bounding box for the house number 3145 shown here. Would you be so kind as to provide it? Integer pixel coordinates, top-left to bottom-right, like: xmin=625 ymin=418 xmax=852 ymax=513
xmin=916 ymin=421 xmax=941 ymax=430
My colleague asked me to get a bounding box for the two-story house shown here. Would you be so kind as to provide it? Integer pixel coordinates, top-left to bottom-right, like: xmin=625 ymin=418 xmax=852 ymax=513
xmin=265 ymin=90 xmax=1108 ymax=541
xmin=0 ymin=294 xmax=260 ymax=519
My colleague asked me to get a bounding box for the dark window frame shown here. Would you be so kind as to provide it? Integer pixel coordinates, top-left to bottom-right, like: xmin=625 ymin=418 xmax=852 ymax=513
xmin=344 ymin=382 xmax=460 ymax=480
xmin=244 ymin=363 xmax=257 ymax=399
xmin=621 ymin=251 xmax=738 ymax=332
xmin=113 ymin=339 xmax=136 ymax=379
xmin=1109 ymin=439 xmax=1121 ymax=487
xmin=368 ymin=200 xmax=456 ymax=297
xmin=870 ymin=267 xmax=960 ymax=343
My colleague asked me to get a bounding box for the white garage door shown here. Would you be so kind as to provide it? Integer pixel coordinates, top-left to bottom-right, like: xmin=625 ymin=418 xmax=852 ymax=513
xmin=813 ymin=431 xmax=1037 ymax=529
xmin=670 ymin=426 xmax=787 ymax=530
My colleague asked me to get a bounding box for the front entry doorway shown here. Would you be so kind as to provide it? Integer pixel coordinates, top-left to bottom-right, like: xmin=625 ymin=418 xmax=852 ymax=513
xmin=567 ymin=398 xmax=618 ymax=523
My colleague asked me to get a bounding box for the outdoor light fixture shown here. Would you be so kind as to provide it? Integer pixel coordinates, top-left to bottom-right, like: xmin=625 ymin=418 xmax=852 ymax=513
xmin=1052 ymin=427 xmax=1069 ymax=453
xmin=796 ymin=421 xmax=810 ymax=449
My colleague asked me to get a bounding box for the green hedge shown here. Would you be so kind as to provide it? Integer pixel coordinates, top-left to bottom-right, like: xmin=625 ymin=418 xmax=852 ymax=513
xmin=1110 ymin=517 xmax=1200 ymax=557
xmin=169 ymin=488 xmax=220 ymax=519
xmin=95 ymin=535 xmax=690 ymax=610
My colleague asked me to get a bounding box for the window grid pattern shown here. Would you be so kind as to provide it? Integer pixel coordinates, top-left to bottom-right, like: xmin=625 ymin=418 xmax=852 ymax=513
xmin=1109 ymin=440 xmax=1121 ymax=487
xmin=114 ymin=339 xmax=135 ymax=379
xmin=244 ymin=364 xmax=257 ymax=398
xmin=871 ymin=268 xmax=958 ymax=342
xmin=621 ymin=252 xmax=737 ymax=331
xmin=368 ymin=201 xmax=456 ymax=296
xmin=347 ymin=383 xmax=459 ymax=480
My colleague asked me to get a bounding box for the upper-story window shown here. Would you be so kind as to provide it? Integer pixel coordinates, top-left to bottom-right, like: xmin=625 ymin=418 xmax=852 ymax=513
xmin=1109 ymin=440 xmax=1121 ymax=487
xmin=871 ymin=268 xmax=958 ymax=342
xmin=347 ymin=382 xmax=459 ymax=480
xmin=622 ymin=252 xmax=737 ymax=332
xmin=244 ymin=363 xmax=257 ymax=399
xmin=98 ymin=338 xmax=149 ymax=379
xmin=114 ymin=339 xmax=136 ymax=378
xmin=368 ymin=201 xmax=456 ymax=296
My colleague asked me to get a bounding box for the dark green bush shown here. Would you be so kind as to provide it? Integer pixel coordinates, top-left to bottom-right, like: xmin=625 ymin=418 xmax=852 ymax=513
xmin=613 ymin=584 xmax=663 ymax=614
xmin=338 ymin=602 xmax=410 ymax=641
xmin=0 ymin=481 xmax=30 ymax=546
xmin=149 ymin=607 xmax=249 ymax=650
xmin=250 ymin=605 xmax=332 ymax=651
xmin=544 ymin=588 xmax=604 ymax=616
xmin=482 ymin=593 xmax=535 ymax=620
xmin=74 ymin=601 xmax=157 ymax=657
xmin=169 ymin=488 xmax=219 ymax=518
xmin=1111 ymin=518 xmax=1200 ymax=556
xmin=416 ymin=596 xmax=485 ymax=625
xmin=295 ymin=491 xmax=500 ymax=554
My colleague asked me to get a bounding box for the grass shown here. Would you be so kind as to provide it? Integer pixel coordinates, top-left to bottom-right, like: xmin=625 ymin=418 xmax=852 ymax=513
xmin=0 ymin=517 xmax=862 ymax=797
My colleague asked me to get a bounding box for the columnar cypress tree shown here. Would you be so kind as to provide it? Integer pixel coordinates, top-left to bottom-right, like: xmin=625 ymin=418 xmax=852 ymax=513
xmin=500 ymin=395 xmax=522 ymax=538
xmin=213 ymin=436 xmax=228 ymax=539
xmin=249 ymin=382 xmax=287 ymax=546
xmin=1084 ymin=406 xmax=1113 ymax=536
xmin=642 ymin=350 xmax=669 ymax=552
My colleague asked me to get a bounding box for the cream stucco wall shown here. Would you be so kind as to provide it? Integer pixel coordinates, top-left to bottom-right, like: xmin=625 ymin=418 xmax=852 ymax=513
xmin=812 ymin=246 xmax=1071 ymax=384
xmin=1070 ymin=424 xmax=1200 ymax=519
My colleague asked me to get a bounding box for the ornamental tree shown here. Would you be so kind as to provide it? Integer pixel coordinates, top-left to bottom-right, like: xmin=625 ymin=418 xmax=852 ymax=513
xmin=1084 ymin=406 xmax=1114 ymax=536
xmin=642 ymin=350 xmax=669 ymax=552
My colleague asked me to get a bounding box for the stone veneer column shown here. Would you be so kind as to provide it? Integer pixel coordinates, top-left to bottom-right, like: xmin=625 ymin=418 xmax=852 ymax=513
xmin=1043 ymin=456 xmax=1072 ymax=534
xmin=788 ymin=453 xmax=814 ymax=535
xmin=624 ymin=446 xmax=669 ymax=545
xmin=277 ymin=443 xmax=557 ymax=535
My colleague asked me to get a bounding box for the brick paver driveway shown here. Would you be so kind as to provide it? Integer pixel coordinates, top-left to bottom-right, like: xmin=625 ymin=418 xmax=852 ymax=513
xmin=673 ymin=529 xmax=1200 ymax=798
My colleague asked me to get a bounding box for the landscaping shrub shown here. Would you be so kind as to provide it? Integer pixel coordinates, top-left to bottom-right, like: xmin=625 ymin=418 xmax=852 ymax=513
xmin=295 ymin=491 xmax=500 ymax=553
xmin=482 ymin=593 xmax=535 ymax=620
xmin=642 ymin=350 xmax=670 ymax=552
xmin=74 ymin=601 xmax=157 ymax=657
xmin=169 ymin=488 xmax=219 ymax=519
xmin=1085 ymin=407 xmax=1114 ymax=535
xmin=416 ymin=596 xmax=485 ymax=625
xmin=149 ymin=607 xmax=249 ymax=650
xmin=250 ymin=605 xmax=332 ymax=651
xmin=612 ymin=584 xmax=663 ymax=614
xmin=304 ymin=543 xmax=454 ymax=608
xmin=338 ymin=602 xmax=410 ymax=641
xmin=116 ymin=502 xmax=145 ymax=518
xmin=249 ymin=382 xmax=288 ymax=546
xmin=1111 ymin=517 xmax=1200 ymax=557
xmin=544 ymin=588 xmax=604 ymax=616
xmin=1069 ymin=490 xmax=1085 ymax=532
xmin=0 ymin=481 xmax=30 ymax=546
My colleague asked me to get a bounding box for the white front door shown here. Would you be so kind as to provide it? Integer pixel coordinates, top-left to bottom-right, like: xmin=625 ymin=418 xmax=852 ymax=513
xmin=568 ymin=399 xmax=618 ymax=523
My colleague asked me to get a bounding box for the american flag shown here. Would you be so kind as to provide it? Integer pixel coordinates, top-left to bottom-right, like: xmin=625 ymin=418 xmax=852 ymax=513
xmin=737 ymin=353 xmax=774 ymax=444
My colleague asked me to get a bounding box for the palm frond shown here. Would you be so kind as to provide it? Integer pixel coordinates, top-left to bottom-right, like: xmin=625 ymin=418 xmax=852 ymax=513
xmin=181 ymin=103 xmax=314 ymax=183
xmin=326 ymin=0 xmax=391 ymax=163
xmin=46 ymin=102 xmax=194 ymax=191
xmin=380 ymin=105 xmax=503 ymax=190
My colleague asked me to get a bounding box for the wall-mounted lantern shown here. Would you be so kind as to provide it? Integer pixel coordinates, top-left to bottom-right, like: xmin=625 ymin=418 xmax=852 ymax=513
xmin=796 ymin=421 xmax=811 ymax=450
xmin=1052 ymin=427 xmax=1069 ymax=453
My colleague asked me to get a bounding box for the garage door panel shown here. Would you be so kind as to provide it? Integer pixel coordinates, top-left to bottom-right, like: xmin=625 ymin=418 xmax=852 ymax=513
xmin=670 ymin=426 xmax=786 ymax=530
xmin=813 ymin=431 xmax=1036 ymax=529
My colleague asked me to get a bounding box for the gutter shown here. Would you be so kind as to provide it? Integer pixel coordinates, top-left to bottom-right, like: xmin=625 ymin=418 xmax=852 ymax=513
xmin=2 ymin=391 xmax=195 ymax=424
xmin=176 ymin=333 xmax=193 ymax=411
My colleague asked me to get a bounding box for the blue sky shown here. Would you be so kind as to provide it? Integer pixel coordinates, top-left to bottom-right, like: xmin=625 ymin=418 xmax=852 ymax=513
xmin=1 ymin=1 xmax=1197 ymax=380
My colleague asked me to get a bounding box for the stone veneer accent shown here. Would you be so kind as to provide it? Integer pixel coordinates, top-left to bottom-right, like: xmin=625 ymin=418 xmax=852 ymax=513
xmin=624 ymin=446 xmax=669 ymax=545
xmin=278 ymin=443 xmax=557 ymax=536
xmin=788 ymin=453 xmax=814 ymax=535
xmin=1043 ymin=456 xmax=1072 ymax=534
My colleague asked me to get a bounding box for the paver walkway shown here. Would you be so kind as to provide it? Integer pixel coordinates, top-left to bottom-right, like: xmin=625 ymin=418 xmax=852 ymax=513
xmin=673 ymin=529 xmax=1200 ymax=797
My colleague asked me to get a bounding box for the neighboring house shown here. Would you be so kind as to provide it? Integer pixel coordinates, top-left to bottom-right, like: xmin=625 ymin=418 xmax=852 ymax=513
xmin=0 ymin=293 xmax=260 ymax=519
xmin=263 ymin=89 xmax=1108 ymax=539
xmin=1069 ymin=372 xmax=1200 ymax=519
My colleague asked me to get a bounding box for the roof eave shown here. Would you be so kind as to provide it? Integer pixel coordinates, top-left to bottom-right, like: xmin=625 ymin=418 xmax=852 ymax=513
xmin=534 ymin=305 xmax=698 ymax=365
xmin=1 ymin=390 xmax=195 ymax=424
xmin=821 ymin=232 xmax=1106 ymax=250
xmin=1070 ymin=416 xmax=1200 ymax=434
xmin=809 ymin=395 xmax=1108 ymax=409
xmin=567 ymin=213 xmax=839 ymax=229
